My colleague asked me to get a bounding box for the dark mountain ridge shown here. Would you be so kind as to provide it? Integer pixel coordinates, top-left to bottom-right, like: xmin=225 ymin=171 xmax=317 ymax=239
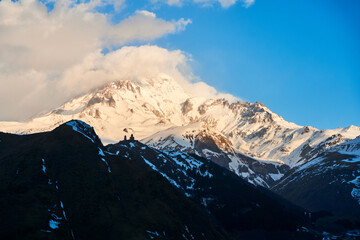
xmin=273 ymin=139 xmax=360 ymax=234
xmin=106 ymin=141 xmax=311 ymax=237
xmin=0 ymin=120 xmax=228 ymax=240
xmin=2 ymin=119 xmax=355 ymax=239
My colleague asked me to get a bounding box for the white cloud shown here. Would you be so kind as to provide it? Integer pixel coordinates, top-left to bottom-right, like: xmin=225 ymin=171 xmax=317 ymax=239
xmin=151 ymin=0 xmax=183 ymax=7
xmin=0 ymin=44 xmax=236 ymax=121
xmin=242 ymin=0 xmax=255 ymax=8
xmin=153 ymin=0 xmax=255 ymax=8
xmin=58 ymin=45 xmax=237 ymax=106
xmin=217 ymin=0 xmax=237 ymax=8
xmin=104 ymin=10 xmax=191 ymax=47
xmin=0 ymin=0 xmax=192 ymax=120
xmin=0 ymin=0 xmax=190 ymax=71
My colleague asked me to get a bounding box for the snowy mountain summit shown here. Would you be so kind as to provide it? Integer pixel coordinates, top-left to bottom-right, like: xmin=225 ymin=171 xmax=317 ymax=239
xmin=1 ymin=74 xmax=359 ymax=187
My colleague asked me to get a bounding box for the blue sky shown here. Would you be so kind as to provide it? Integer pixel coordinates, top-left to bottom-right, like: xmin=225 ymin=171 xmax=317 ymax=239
xmin=119 ymin=0 xmax=360 ymax=129
xmin=1 ymin=0 xmax=359 ymax=129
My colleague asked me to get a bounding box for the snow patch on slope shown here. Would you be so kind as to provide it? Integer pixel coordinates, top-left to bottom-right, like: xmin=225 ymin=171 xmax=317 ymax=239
xmin=66 ymin=120 xmax=96 ymax=143
xmin=349 ymin=176 xmax=360 ymax=205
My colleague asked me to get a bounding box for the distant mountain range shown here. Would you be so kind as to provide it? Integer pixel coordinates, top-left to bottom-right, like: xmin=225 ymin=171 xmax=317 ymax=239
xmin=1 ymin=74 xmax=359 ymax=239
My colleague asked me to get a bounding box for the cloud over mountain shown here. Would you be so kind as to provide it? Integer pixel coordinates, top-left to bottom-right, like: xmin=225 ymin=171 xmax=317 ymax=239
xmin=0 ymin=0 xmax=194 ymax=120
xmin=0 ymin=0 xmax=235 ymax=121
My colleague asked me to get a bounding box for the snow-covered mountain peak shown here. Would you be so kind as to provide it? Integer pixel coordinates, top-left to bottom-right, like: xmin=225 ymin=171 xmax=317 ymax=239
xmin=0 ymin=75 xmax=359 ymax=174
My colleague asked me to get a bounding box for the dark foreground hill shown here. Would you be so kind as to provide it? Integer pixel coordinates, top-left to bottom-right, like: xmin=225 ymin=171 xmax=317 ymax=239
xmin=107 ymin=141 xmax=318 ymax=239
xmin=273 ymin=137 xmax=360 ymax=235
xmin=0 ymin=120 xmax=324 ymax=239
xmin=0 ymin=120 xmax=228 ymax=240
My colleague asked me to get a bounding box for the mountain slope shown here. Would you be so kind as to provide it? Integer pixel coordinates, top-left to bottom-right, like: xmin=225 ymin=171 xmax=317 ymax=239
xmin=143 ymin=121 xmax=289 ymax=187
xmin=0 ymin=75 xmax=193 ymax=141
xmin=272 ymin=137 xmax=360 ymax=234
xmin=106 ymin=140 xmax=320 ymax=239
xmin=143 ymin=98 xmax=360 ymax=168
xmin=0 ymin=120 xmax=229 ymax=240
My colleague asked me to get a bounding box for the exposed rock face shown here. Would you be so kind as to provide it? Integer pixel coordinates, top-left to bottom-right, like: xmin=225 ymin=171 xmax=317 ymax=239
xmin=198 ymin=98 xmax=230 ymax=115
xmin=182 ymin=98 xmax=193 ymax=115
xmin=87 ymin=96 xmax=103 ymax=107
xmin=144 ymin=123 xmax=289 ymax=188
xmin=302 ymin=126 xmax=311 ymax=134
xmin=196 ymin=129 xmax=234 ymax=153
xmin=95 ymin=109 xmax=101 ymax=119
xmin=112 ymin=80 xmax=141 ymax=94
xmin=108 ymin=96 xmax=116 ymax=107
xmin=123 ymin=127 xmax=134 ymax=133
